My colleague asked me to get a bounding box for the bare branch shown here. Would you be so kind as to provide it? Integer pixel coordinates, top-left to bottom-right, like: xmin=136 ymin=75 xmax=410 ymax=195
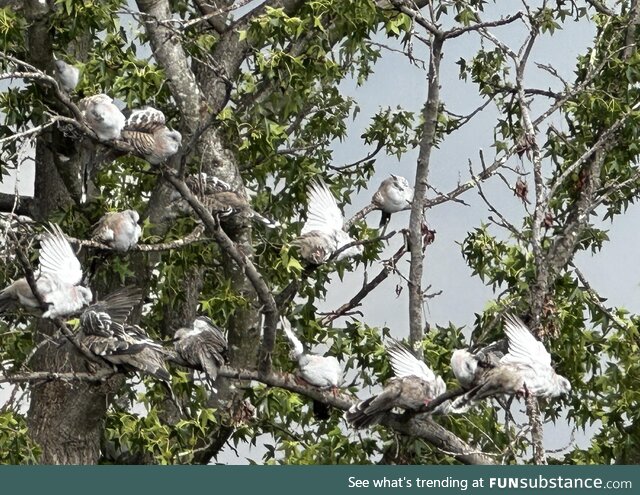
xmin=0 ymin=368 xmax=115 ymax=384
xmin=320 ymin=243 xmax=408 ymax=325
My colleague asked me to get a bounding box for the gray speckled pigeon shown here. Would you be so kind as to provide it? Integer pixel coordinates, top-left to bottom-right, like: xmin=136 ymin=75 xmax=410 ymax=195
xmin=121 ymin=107 xmax=182 ymax=164
xmin=91 ymin=210 xmax=142 ymax=252
xmin=346 ymin=342 xmax=446 ymax=429
xmin=451 ymin=314 xmax=571 ymax=410
xmin=78 ymin=94 xmax=126 ymax=141
xmin=371 ymin=174 xmax=414 ymax=228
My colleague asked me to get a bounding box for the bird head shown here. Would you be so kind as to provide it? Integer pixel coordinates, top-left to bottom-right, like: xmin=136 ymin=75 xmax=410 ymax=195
xmin=391 ymin=174 xmax=411 ymax=190
xmin=77 ymin=286 xmax=94 ymax=306
xmin=450 ymin=349 xmax=478 ymax=388
xmin=126 ymin=210 xmax=140 ymax=224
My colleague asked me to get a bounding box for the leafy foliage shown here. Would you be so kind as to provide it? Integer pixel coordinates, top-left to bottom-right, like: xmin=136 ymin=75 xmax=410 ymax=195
xmin=1 ymin=0 xmax=640 ymax=466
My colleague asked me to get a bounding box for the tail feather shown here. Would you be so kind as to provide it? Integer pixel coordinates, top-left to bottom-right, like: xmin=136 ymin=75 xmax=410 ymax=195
xmin=378 ymin=211 xmax=391 ymax=229
xmin=251 ymin=211 xmax=280 ymax=229
xmin=345 ymin=397 xmax=384 ymax=429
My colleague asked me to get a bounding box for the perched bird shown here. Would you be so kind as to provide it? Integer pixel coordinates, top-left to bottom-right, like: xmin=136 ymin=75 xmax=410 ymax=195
xmin=91 ymin=210 xmax=142 ymax=252
xmin=0 ymin=224 xmax=92 ymax=318
xmin=174 ymin=316 xmax=228 ymax=390
xmin=78 ymin=94 xmax=126 ymax=141
xmin=53 ymin=58 xmax=80 ymax=93
xmin=80 ymin=319 xmax=171 ymax=383
xmin=450 ymin=340 xmax=505 ymax=390
xmin=79 ymin=286 xmax=143 ymax=337
xmin=371 ymin=175 xmax=414 ymax=228
xmin=346 ymin=342 xmax=446 ymax=429
xmin=280 ymin=317 xmax=342 ymax=389
xmin=281 ymin=317 xmax=342 ymax=419
xmin=451 ymin=314 xmax=571 ymax=410
xmin=179 ymin=173 xmax=278 ymax=228
xmin=121 ymin=107 xmax=182 ymax=164
xmin=292 ymin=180 xmax=362 ymax=264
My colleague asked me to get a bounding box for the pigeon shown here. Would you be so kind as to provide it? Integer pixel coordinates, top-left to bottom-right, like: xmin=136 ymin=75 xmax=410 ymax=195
xmin=78 ymin=94 xmax=126 ymax=141
xmin=80 ymin=319 xmax=171 ymax=383
xmin=281 ymin=317 xmax=342 ymax=419
xmin=346 ymin=342 xmax=446 ymax=429
xmin=79 ymin=286 xmax=143 ymax=337
xmin=0 ymin=224 xmax=92 ymax=318
xmin=450 ymin=340 xmax=505 ymax=390
xmin=121 ymin=107 xmax=182 ymax=164
xmin=53 ymin=58 xmax=80 ymax=93
xmin=174 ymin=316 xmax=228 ymax=390
xmin=371 ymin=175 xmax=414 ymax=228
xmin=292 ymin=180 xmax=362 ymax=264
xmin=182 ymin=174 xmax=279 ymax=228
xmin=280 ymin=317 xmax=342 ymax=389
xmin=91 ymin=210 xmax=142 ymax=252
xmin=451 ymin=314 xmax=571 ymax=410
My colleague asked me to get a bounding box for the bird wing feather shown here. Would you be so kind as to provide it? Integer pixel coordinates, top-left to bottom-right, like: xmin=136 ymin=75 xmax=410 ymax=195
xmin=301 ymin=180 xmax=344 ymax=235
xmin=387 ymin=342 xmax=436 ymax=382
xmin=501 ymin=314 xmax=551 ymax=368
xmin=280 ymin=317 xmax=304 ymax=358
xmin=38 ymin=224 xmax=83 ymax=285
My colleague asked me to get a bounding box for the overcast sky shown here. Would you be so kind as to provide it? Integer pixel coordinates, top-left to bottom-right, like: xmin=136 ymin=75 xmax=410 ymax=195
xmin=3 ymin=2 xmax=634 ymax=463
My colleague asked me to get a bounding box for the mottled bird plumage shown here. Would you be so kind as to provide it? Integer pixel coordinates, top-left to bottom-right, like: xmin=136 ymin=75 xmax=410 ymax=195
xmin=91 ymin=210 xmax=142 ymax=252
xmin=293 ymin=180 xmax=362 ymax=264
xmin=121 ymin=107 xmax=182 ymax=164
xmin=346 ymin=342 xmax=445 ymax=428
xmin=0 ymin=223 xmax=92 ymax=318
xmin=371 ymin=174 xmax=414 ymax=228
xmin=174 ymin=316 xmax=228 ymax=387
xmin=451 ymin=314 xmax=571 ymax=410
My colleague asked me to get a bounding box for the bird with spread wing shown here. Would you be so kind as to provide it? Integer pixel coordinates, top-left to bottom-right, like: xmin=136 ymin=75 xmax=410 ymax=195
xmin=346 ymin=341 xmax=446 ymax=429
xmin=292 ymin=180 xmax=362 ymax=264
xmin=451 ymin=314 xmax=571 ymax=410
xmin=0 ymin=224 xmax=92 ymax=318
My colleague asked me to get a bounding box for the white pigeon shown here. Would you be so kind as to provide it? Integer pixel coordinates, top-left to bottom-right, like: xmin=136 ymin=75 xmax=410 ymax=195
xmin=346 ymin=342 xmax=446 ymax=429
xmin=371 ymin=174 xmax=414 ymax=228
xmin=78 ymin=94 xmax=126 ymax=141
xmin=0 ymin=224 xmax=92 ymax=318
xmin=53 ymin=59 xmax=80 ymax=93
xmin=91 ymin=210 xmax=142 ymax=252
xmin=451 ymin=314 xmax=571 ymax=409
xmin=174 ymin=316 xmax=228 ymax=389
xmin=450 ymin=340 xmax=505 ymax=390
xmin=292 ymin=180 xmax=362 ymax=264
xmin=121 ymin=107 xmax=182 ymax=164
xmin=281 ymin=317 xmax=342 ymax=389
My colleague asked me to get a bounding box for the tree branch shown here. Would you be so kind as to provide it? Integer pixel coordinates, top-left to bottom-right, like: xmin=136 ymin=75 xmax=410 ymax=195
xmin=161 ymin=169 xmax=278 ymax=374
xmin=408 ymin=34 xmax=443 ymax=358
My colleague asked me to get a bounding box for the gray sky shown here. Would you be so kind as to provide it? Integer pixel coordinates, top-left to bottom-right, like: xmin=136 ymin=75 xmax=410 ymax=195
xmin=3 ymin=2 xmax=633 ymax=463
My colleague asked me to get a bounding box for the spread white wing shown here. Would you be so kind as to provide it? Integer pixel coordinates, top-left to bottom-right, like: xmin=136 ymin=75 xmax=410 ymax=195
xmin=301 ymin=180 xmax=344 ymax=235
xmin=280 ymin=317 xmax=304 ymax=359
xmin=38 ymin=224 xmax=83 ymax=286
xmin=387 ymin=343 xmax=436 ymax=383
xmin=501 ymin=313 xmax=551 ymax=368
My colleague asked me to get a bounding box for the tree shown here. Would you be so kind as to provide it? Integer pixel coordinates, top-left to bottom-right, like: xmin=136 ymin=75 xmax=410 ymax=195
xmin=0 ymin=0 xmax=639 ymax=465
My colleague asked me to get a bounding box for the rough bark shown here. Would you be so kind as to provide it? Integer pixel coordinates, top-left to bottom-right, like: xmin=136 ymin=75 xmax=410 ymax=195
xmin=408 ymin=35 xmax=443 ymax=358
